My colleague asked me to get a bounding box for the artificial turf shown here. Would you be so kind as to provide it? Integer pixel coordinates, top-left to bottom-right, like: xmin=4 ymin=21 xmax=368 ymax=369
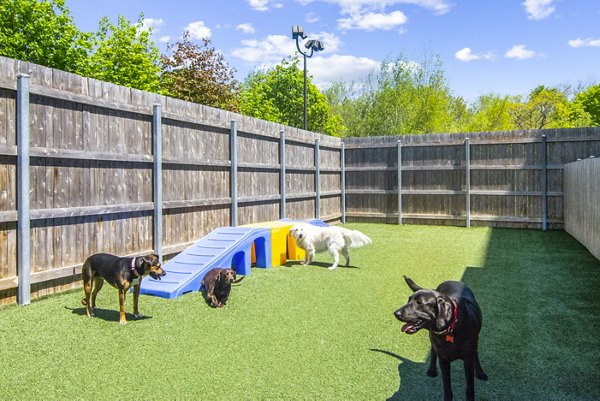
xmin=1 ymin=224 xmax=599 ymax=400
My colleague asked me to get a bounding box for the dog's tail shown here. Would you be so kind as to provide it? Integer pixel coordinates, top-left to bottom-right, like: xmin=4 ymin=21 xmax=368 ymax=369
xmin=342 ymin=228 xmax=372 ymax=248
xmin=233 ymin=276 xmax=245 ymax=284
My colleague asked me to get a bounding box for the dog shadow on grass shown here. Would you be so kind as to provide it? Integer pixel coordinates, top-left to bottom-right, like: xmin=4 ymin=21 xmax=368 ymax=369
xmin=370 ymin=348 xmax=454 ymax=401
xmin=65 ymin=306 xmax=153 ymax=323
xmin=285 ymin=261 xmax=361 ymax=269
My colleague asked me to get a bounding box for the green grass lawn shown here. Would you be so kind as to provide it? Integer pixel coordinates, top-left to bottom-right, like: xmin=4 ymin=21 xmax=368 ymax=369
xmin=1 ymin=224 xmax=600 ymax=400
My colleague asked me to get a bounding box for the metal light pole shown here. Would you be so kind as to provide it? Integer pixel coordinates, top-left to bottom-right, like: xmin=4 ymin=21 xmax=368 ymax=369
xmin=292 ymin=25 xmax=324 ymax=130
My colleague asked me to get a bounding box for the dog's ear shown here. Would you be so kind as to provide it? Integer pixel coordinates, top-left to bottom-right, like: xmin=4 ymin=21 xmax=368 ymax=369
xmin=436 ymin=297 xmax=453 ymax=331
xmin=141 ymin=255 xmax=159 ymax=266
xmin=404 ymin=276 xmax=422 ymax=292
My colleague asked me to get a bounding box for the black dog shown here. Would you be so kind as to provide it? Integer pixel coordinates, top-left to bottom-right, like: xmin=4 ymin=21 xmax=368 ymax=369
xmin=201 ymin=268 xmax=244 ymax=308
xmin=81 ymin=253 xmax=166 ymax=325
xmin=394 ymin=276 xmax=488 ymax=401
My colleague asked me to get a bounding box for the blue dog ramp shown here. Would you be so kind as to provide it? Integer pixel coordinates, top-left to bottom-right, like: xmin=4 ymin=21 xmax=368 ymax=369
xmin=140 ymin=227 xmax=271 ymax=299
xmin=279 ymin=218 xmax=329 ymax=227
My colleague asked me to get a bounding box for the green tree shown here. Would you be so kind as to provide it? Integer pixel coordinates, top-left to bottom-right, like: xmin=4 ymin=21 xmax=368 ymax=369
xmin=509 ymin=86 xmax=583 ymax=130
xmin=574 ymin=84 xmax=600 ymax=126
xmin=326 ymin=53 xmax=460 ymax=137
xmin=88 ymin=14 xmax=161 ymax=92
xmin=161 ymin=32 xmax=240 ymax=112
xmin=465 ymin=94 xmax=515 ymax=132
xmin=240 ymin=56 xmax=345 ymax=136
xmin=0 ymin=0 xmax=92 ymax=74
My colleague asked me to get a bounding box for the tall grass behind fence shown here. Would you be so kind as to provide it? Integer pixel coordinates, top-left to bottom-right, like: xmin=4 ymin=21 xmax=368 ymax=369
xmin=0 ymin=57 xmax=342 ymax=304
xmin=564 ymin=157 xmax=600 ymax=260
xmin=343 ymin=128 xmax=600 ymax=228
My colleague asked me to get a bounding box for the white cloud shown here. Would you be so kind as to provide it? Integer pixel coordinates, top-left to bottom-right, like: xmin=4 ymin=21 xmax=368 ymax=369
xmin=455 ymin=47 xmax=480 ymax=62
xmin=505 ymin=44 xmax=539 ymax=59
xmin=310 ymin=54 xmax=381 ymax=88
xmin=338 ymin=10 xmax=408 ymax=30
xmin=232 ymin=34 xmax=295 ymax=64
xmin=568 ymin=37 xmax=600 ymax=48
xmin=232 ymin=31 xmax=341 ymax=64
xmin=159 ymin=36 xmax=171 ymax=43
xmin=298 ymin=0 xmax=452 ymax=15
xmin=236 ymin=23 xmax=256 ymax=34
xmin=315 ymin=31 xmax=342 ymax=52
xmin=306 ymin=12 xmax=321 ymax=23
xmin=185 ymin=21 xmax=212 ymax=39
xmin=455 ymin=47 xmax=496 ymax=62
xmin=247 ymin=0 xmax=269 ymax=11
xmin=141 ymin=18 xmax=164 ymax=32
xmin=523 ymin=0 xmax=555 ymax=20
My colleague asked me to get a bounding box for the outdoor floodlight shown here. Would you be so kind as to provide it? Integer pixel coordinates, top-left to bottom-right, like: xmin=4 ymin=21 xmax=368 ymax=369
xmin=305 ymin=39 xmax=324 ymax=52
xmin=292 ymin=25 xmax=306 ymax=40
xmin=291 ymin=25 xmax=325 ymax=130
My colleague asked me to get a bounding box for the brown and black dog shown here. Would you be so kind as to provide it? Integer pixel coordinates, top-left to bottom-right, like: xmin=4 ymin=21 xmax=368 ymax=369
xmin=394 ymin=276 xmax=488 ymax=401
xmin=201 ymin=268 xmax=244 ymax=308
xmin=81 ymin=253 xmax=166 ymax=325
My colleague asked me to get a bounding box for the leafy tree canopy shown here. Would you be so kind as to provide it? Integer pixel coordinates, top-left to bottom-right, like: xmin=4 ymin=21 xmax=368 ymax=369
xmin=508 ymin=85 xmax=589 ymax=130
xmin=0 ymin=0 xmax=92 ymax=74
xmin=240 ymin=56 xmax=345 ymax=136
xmin=161 ymin=32 xmax=240 ymax=112
xmin=326 ymin=53 xmax=460 ymax=136
xmin=574 ymin=84 xmax=600 ymax=126
xmin=88 ymin=14 xmax=162 ymax=92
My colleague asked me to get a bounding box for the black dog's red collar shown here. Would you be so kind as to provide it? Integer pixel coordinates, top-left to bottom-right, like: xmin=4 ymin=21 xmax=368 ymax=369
xmin=130 ymin=257 xmax=141 ymax=278
xmin=443 ymin=299 xmax=459 ymax=343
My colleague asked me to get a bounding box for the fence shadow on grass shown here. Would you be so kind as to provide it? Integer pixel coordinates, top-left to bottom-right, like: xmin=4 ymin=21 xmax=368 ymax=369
xmin=379 ymin=228 xmax=600 ymax=401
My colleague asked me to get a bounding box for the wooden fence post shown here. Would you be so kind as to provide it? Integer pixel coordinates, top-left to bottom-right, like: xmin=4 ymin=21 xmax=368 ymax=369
xmin=152 ymin=104 xmax=163 ymax=261
xmin=17 ymin=74 xmax=31 ymax=306
xmin=397 ymin=140 xmax=402 ymax=225
xmin=541 ymin=134 xmax=547 ymax=231
xmin=280 ymin=128 xmax=286 ymax=219
xmin=315 ymin=138 xmax=321 ymax=219
xmin=465 ymin=137 xmax=471 ymax=228
xmin=341 ymin=142 xmax=346 ymax=224
xmin=230 ymin=120 xmax=238 ymax=227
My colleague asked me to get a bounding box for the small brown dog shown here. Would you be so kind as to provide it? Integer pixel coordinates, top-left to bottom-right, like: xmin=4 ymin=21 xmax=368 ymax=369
xmin=81 ymin=253 xmax=166 ymax=325
xmin=201 ymin=268 xmax=244 ymax=308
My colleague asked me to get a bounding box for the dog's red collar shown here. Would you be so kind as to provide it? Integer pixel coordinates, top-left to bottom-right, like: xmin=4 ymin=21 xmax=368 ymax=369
xmin=130 ymin=257 xmax=141 ymax=278
xmin=443 ymin=299 xmax=459 ymax=343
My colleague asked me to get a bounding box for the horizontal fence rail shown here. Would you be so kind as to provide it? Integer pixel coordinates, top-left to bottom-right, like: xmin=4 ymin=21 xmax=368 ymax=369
xmin=1 ymin=55 xmax=600 ymax=305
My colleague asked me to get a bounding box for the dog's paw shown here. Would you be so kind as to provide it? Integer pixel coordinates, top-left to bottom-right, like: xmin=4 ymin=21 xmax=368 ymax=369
xmin=328 ymin=265 xmax=338 ymax=270
xmin=426 ymin=368 xmax=438 ymax=378
xmin=119 ymin=320 xmax=127 ymax=325
xmin=476 ymin=371 xmax=488 ymax=381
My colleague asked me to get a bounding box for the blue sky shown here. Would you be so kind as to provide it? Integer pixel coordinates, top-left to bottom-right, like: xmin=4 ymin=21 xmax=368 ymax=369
xmin=64 ymin=0 xmax=600 ymax=103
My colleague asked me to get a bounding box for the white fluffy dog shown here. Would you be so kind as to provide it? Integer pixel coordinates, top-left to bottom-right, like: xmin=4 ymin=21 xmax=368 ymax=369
xmin=289 ymin=223 xmax=372 ymax=270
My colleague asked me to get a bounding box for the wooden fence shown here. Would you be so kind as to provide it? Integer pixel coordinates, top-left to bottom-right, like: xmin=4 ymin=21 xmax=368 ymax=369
xmin=1 ymin=55 xmax=600 ymax=305
xmin=564 ymin=157 xmax=600 ymax=260
xmin=0 ymin=57 xmax=342 ymax=304
xmin=343 ymin=128 xmax=600 ymax=228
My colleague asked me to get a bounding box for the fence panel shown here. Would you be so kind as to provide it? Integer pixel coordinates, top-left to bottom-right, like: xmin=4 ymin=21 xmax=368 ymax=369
xmin=564 ymin=157 xmax=600 ymax=260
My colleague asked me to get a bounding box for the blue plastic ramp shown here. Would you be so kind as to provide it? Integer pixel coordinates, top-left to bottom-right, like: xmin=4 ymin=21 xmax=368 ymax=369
xmin=140 ymin=227 xmax=271 ymax=299
xmin=279 ymin=218 xmax=330 ymax=227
